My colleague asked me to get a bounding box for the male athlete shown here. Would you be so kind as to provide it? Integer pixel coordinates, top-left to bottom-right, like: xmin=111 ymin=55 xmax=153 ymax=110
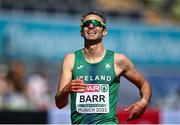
xmin=55 ymin=11 xmax=152 ymax=124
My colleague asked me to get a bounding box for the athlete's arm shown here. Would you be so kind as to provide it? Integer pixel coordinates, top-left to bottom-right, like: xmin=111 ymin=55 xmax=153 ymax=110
xmin=55 ymin=53 xmax=86 ymax=109
xmin=115 ymin=53 xmax=152 ymax=121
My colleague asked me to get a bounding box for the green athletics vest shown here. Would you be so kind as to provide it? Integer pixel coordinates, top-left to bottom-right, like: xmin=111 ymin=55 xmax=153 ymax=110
xmin=71 ymin=49 xmax=120 ymax=124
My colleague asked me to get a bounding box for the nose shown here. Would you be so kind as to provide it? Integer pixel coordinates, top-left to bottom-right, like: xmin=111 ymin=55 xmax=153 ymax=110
xmin=88 ymin=23 xmax=95 ymax=28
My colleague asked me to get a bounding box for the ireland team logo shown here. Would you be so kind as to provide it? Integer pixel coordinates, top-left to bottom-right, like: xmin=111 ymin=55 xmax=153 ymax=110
xmin=105 ymin=63 xmax=111 ymax=70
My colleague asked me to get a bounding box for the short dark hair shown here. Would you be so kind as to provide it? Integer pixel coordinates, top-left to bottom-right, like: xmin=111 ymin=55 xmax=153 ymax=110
xmin=81 ymin=11 xmax=106 ymax=24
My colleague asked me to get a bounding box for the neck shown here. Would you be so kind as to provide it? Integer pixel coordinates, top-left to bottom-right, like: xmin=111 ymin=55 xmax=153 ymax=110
xmin=83 ymin=41 xmax=105 ymax=63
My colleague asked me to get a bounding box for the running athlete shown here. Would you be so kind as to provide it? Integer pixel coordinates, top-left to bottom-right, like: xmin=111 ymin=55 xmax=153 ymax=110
xmin=55 ymin=11 xmax=152 ymax=124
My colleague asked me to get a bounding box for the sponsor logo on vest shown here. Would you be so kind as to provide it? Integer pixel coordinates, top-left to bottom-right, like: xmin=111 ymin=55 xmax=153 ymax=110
xmin=84 ymin=84 xmax=108 ymax=92
xmin=85 ymin=84 xmax=100 ymax=92
xmin=77 ymin=65 xmax=84 ymax=69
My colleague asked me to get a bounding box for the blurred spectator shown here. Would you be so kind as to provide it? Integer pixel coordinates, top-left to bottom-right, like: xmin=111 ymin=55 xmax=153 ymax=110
xmin=25 ymin=67 xmax=52 ymax=111
xmin=0 ymin=60 xmax=53 ymax=111
xmin=2 ymin=61 xmax=29 ymax=111
xmin=8 ymin=61 xmax=28 ymax=93
xmin=0 ymin=63 xmax=11 ymax=109
xmin=0 ymin=64 xmax=9 ymax=90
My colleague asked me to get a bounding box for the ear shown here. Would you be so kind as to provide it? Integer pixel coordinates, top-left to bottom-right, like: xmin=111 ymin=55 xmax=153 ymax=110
xmin=80 ymin=28 xmax=83 ymax=36
xmin=102 ymin=28 xmax=107 ymax=37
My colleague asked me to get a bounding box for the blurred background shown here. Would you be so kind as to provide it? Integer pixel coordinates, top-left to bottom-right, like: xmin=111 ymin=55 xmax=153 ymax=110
xmin=0 ymin=0 xmax=180 ymax=124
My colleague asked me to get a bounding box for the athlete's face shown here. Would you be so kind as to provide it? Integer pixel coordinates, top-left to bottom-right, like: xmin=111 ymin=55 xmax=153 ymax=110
xmin=81 ymin=14 xmax=107 ymax=41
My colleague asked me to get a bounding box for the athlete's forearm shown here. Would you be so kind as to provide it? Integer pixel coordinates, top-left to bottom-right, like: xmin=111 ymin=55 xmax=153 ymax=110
xmin=55 ymin=89 xmax=69 ymax=109
xmin=139 ymin=80 xmax=152 ymax=104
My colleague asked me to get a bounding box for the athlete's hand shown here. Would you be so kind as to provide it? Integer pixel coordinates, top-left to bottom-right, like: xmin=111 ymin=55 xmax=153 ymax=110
xmin=64 ymin=79 xmax=87 ymax=93
xmin=124 ymin=98 xmax=148 ymax=121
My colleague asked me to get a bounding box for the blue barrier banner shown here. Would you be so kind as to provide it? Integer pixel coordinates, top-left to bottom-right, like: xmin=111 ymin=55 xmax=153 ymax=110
xmin=0 ymin=14 xmax=180 ymax=65
xmin=105 ymin=25 xmax=180 ymax=64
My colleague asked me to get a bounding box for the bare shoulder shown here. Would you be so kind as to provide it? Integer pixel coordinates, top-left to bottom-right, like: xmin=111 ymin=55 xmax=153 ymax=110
xmin=62 ymin=53 xmax=75 ymax=71
xmin=114 ymin=53 xmax=129 ymax=64
xmin=114 ymin=53 xmax=133 ymax=70
xmin=64 ymin=53 xmax=74 ymax=61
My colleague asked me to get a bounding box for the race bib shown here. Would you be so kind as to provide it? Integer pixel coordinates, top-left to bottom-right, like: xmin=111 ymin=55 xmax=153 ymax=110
xmin=76 ymin=84 xmax=109 ymax=113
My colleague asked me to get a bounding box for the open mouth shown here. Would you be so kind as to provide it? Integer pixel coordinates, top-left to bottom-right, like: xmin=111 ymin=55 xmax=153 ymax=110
xmin=88 ymin=30 xmax=96 ymax=36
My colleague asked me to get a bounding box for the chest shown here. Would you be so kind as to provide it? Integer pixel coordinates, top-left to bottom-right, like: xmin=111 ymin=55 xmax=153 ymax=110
xmin=73 ymin=63 xmax=115 ymax=84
